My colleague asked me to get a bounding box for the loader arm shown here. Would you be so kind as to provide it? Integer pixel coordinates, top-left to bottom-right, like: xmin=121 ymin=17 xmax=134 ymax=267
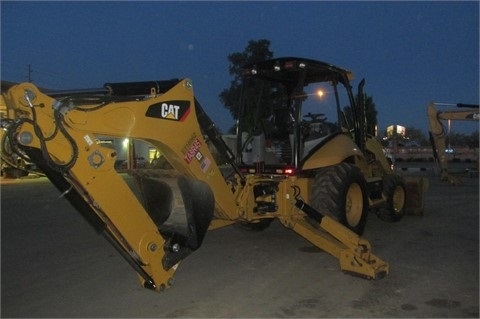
xmin=427 ymin=101 xmax=479 ymax=184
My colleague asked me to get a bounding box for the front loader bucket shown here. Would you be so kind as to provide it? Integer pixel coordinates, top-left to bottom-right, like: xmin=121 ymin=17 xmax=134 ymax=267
xmin=136 ymin=174 xmax=215 ymax=268
xmin=404 ymin=176 xmax=429 ymax=216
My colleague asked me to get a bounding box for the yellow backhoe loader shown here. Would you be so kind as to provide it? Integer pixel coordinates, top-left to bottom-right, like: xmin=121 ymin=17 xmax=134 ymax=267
xmin=2 ymin=57 xmax=422 ymax=292
xmin=427 ymin=101 xmax=479 ymax=185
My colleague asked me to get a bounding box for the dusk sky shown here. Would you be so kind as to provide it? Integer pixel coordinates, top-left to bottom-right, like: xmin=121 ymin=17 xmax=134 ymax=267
xmin=1 ymin=1 xmax=479 ymax=135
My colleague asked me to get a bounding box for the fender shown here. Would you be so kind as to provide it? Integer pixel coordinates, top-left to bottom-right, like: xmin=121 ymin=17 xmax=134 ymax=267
xmin=301 ymin=133 xmax=364 ymax=170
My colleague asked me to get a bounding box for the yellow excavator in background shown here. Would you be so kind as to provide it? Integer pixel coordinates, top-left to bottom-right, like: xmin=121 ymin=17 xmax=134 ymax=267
xmin=2 ymin=57 xmax=424 ymax=292
xmin=427 ymin=101 xmax=479 ymax=185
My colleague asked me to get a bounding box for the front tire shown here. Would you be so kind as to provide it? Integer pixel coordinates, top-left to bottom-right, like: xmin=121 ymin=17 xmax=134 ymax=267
xmin=311 ymin=162 xmax=369 ymax=235
xmin=377 ymin=174 xmax=406 ymax=222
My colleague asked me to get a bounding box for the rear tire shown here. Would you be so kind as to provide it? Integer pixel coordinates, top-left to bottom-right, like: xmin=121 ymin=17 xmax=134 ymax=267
xmin=377 ymin=174 xmax=406 ymax=222
xmin=311 ymin=162 xmax=368 ymax=235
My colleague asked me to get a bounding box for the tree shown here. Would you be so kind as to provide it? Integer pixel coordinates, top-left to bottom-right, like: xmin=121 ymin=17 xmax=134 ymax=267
xmin=447 ymin=130 xmax=480 ymax=148
xmin=362 ymin=94 xmax=378 ymax=136
xmin=219 ymin=39 xmax=274 ymax=133
xmin=465 ymin=130 xmax=480 ymax=149
xmin=404 ymin=126 xmax=429 ymax=146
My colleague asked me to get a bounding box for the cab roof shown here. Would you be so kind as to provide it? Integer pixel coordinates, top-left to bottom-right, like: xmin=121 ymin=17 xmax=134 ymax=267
xmin=242 ymin=57 xmax=354 ymax=87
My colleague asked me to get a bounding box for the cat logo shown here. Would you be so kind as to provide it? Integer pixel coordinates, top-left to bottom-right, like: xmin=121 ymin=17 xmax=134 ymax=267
xmin=162 ymin=104 xmax=180 ymax=120
xmin=146 ymin=100 xmax=190 ymax=121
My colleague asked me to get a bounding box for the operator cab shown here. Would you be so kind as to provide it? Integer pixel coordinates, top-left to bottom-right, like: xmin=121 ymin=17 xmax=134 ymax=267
xmin=236 ymin=57 xmax=360 ymax=175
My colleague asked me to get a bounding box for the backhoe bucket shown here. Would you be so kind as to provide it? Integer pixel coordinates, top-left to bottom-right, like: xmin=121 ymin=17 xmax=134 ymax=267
xmin=135 ymin=174 xmax=215 ymax=268
xmin=404 ymin=176 xmax=429 ymax=216
xmin=135 ymin=176 xmax=176 ymax=227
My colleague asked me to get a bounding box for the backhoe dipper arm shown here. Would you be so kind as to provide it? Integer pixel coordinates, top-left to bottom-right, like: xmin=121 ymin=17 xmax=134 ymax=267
xmin=3 ymin=79 xmax=237 ymax=291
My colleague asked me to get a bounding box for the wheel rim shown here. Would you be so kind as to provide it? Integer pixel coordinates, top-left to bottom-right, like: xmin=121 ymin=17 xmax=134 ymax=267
xmin=392 ymin=185 xmax=406 ymax=213
xmin=345 ymin=183 xmax=363 ymax=226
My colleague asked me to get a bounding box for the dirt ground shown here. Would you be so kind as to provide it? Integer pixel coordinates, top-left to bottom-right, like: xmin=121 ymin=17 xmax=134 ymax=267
xmin=1 ymin=165 xmax=478 ymax=318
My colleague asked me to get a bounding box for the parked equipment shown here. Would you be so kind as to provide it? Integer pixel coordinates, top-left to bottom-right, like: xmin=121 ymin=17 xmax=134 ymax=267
xmin=2 ymin=57 xmax=424 ymax=292
xmin=427 ymin=101 xmax=479 ymax=185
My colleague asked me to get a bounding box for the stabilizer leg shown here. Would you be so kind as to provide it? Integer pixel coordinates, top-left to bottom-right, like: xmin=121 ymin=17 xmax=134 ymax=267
xmin=292 ymin=198 xmax=389 ymax=279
